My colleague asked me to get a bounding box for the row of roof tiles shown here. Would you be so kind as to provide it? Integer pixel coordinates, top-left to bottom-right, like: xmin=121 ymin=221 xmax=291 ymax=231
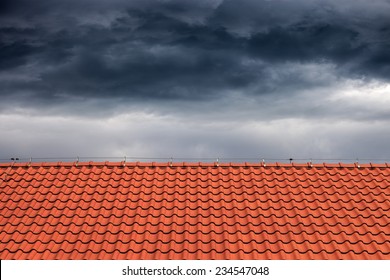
xmin=1 ymin=162 xmax=389 ymax=260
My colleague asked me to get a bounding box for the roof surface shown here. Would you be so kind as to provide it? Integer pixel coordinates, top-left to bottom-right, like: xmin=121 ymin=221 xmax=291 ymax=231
xmin=1 ymin=161 xmax=389 ymax=260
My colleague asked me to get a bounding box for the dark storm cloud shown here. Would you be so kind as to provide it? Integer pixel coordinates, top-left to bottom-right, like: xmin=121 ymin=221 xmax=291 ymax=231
xmin=247 ymin=24 xmax=364 ymax=63
xmin=1 ymin=0 xmax=390 ymax=161
xmin=0 ymin=0 xmax=389 ymax=108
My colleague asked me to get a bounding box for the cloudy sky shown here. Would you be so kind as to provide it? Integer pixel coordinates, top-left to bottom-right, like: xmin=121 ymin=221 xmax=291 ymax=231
xmin=1 ymin=0 xmax=390 ymax=163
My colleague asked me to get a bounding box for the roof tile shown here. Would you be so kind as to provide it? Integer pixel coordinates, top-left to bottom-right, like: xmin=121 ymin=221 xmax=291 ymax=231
xmin=1 ymin=162 xmax=389 ymax=259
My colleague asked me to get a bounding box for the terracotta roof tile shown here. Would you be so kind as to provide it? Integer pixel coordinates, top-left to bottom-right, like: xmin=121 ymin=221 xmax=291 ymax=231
xmin=0 ymin=161 xmax=389 ymax=259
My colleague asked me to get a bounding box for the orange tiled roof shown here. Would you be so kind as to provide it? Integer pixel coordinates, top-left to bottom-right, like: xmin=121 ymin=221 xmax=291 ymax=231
xmin=1 ymin=161 xmax=389 ymax=260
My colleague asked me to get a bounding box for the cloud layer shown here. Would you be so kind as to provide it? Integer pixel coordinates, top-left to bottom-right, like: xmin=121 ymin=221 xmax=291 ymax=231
xmin=1 ymin=0 xmax=390 ymax=161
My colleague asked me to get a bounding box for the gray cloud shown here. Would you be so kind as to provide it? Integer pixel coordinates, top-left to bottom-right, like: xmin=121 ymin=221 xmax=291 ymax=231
xmin=1 ymin=113 xmax=390 ymax=162
xmin=1 ymin=0 xmax=390 ymax=106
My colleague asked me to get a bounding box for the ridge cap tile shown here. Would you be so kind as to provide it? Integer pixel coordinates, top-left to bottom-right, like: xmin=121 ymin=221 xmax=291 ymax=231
xmin=1 ymin=161 xmax=390 ymax=169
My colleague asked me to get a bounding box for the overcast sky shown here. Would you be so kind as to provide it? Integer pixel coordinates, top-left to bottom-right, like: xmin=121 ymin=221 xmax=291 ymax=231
xmin=1 ymin=0 xmax=390 ymax=163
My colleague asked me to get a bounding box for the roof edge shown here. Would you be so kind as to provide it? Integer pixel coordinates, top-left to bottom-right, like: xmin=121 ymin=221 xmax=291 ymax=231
xmin=0 ymin=161 xmax=389 ymax=168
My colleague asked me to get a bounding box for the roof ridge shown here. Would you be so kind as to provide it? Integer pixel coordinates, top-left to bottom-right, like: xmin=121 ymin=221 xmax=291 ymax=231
xmin=0 ymin=161 xmax=389 ymax=168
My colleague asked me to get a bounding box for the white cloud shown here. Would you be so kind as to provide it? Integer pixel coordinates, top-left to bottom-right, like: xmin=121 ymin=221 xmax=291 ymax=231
xmin=2 ymin=107 xmax=390 ymax=162
xmin=327 ymin=80 xmax=390 ymax=118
